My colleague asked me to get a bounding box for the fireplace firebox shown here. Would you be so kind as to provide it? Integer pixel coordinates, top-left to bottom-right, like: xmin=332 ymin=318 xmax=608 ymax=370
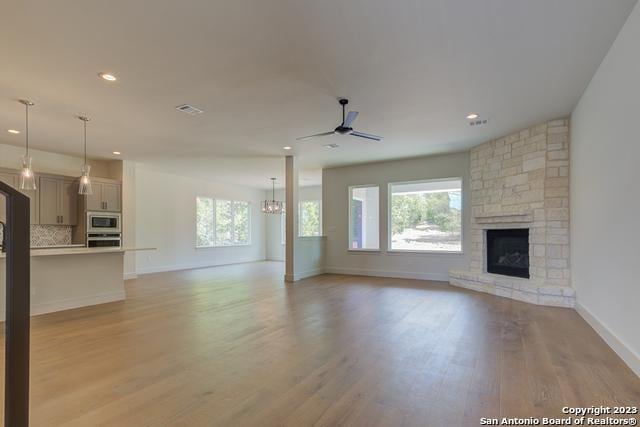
xmin=486 ymin=229 xmax=530 ymax=278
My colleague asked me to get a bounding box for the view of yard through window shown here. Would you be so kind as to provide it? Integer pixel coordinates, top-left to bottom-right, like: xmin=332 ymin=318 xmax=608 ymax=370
xmin=389 ymin=179 xmax=462 ymax=252
xmin=196 ymin=197 xmax=251 ymax=247
xmin=299 ymin=200 xmax=321 ymax=236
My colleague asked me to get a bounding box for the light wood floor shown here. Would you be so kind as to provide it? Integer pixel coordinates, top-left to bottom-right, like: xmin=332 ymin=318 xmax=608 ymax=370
xmin=1 ymin=261 xmax=639 ymax=426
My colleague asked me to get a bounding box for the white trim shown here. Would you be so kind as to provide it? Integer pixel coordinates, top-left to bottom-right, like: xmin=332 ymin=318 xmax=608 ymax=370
xmin=387 ymin=177 xmax=463 ymax=253
xmin=136 ymin=258 xmax=267 ymax=275
xmin=325 ymin=266 xmax=449 ymax=282
xmin=387 ymin=249 xmax=464 ymax=256
xmin=348 ymin=184 xmax=380 ymax=251
xmin=124 ymin=272 xmax=138 ymax=280
xmin=575 ymin=301 xmax=640 ymax=377
xmin=0 ymin=290 xmax=127 ymax=318
xmin=285 ymin=267 xmax=326 ymax=282
xmin=195 ymin=196 xmax=252 ymax=247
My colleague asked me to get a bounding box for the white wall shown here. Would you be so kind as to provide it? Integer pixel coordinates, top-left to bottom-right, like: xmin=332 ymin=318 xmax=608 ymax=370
xmin=570 ymin=2 xmax=640 ymax=376
xmin=322 ymin=152 xmax=471 ymax=281
xmin=122 ymin=160 xmax=137 ymax=278
xmin=265 ymin=186 xmax=322 ymax=261
xmin=133 ymin=164 xmax=266 ymax=274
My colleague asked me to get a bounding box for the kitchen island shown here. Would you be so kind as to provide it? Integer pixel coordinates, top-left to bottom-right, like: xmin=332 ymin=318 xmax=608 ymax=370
xmin=1 ymin=247 xmax=153 ymax=318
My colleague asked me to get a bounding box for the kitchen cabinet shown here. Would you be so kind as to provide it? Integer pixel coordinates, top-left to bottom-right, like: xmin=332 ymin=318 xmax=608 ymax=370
xmin=39 ymin=177 xmax=78 ymax=225
xmin=0 ymin=172 xmax=17 ymax=223
xmin=86 ymin=180 xmax=121 ymax=212
xmin=0 ymin=171 xmax=39 ymax=224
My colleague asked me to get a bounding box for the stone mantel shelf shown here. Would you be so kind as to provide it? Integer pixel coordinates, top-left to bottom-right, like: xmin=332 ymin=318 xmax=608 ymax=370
xmin=474 ymin=212 xmax=533 ymax=224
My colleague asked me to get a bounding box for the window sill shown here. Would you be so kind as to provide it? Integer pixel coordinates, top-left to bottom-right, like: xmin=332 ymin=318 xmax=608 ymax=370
xmin=347 ymin=249 xmax=381 ymax=253
xmin=195 ymin=243 xmax=252 ymax=249
xmin=386 ymin=249 xmax=464 ymax=256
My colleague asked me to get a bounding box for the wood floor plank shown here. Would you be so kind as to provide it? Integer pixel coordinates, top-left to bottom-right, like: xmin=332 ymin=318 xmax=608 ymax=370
xmin=0 ymin=261 xmax=638 ymax=426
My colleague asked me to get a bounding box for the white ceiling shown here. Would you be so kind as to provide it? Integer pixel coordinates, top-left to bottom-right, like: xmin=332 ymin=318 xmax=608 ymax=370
xmin=0 ymin=0 xmax=636 ymax=189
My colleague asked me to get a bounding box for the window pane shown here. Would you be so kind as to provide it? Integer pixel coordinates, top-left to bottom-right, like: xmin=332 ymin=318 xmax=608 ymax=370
xmin=299 ymin=200 xmax=321 ymax=236
xmin=196 ymin=197 xmax=214 ymax=247
xmin=215 ymin=200 xmax=233 ymax=245
xmin=233 ymin=201 xmax=250 ymax=244
xmin=389 ymin=179 xmax=462 ymax=252
xmin=349 ymin=186 xmax=379 ymax=250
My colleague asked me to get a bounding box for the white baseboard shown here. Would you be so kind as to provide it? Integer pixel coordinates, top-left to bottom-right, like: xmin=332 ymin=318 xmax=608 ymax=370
xmin=124 ymin=272 xmax=138 ymax=280
xmin=16 ymin=290 xmax=126 ymax=317
xmin=136 ymin=258 xmax=267 ymax=275
xmin=324 ymin=267 xmax=449 ymax=282
xmin=576 ymin=301 xmax=640 ymax=377
xmin=288 ymin=268 xmax=325 ymax=281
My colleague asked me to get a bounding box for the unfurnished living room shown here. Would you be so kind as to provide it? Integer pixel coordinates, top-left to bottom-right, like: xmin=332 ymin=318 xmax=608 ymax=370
xmin=1 ymin=1 xmax=639 ymax=426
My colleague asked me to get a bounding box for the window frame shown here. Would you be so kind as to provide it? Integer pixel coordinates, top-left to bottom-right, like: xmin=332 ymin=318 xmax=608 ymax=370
xmin=195 ymin=196 xmax=252 ymax=248
xmin=298 ymin=199 xmax=323 ymax=237
xmin=387 ymin=177 xmax=463 ymax=255
xmin=348 ymin=184 xmax=380 ymax=252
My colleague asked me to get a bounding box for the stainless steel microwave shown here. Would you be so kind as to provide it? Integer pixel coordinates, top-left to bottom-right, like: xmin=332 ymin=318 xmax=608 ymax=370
xmin=87 ymin=212 xmax=121 ymax=233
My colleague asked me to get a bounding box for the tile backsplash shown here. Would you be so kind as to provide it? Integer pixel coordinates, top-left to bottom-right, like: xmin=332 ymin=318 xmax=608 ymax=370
xmin=0 ymin=224 xmax=73 ymax=248
xmin=31 ymin=225 xmax=72 ymax=247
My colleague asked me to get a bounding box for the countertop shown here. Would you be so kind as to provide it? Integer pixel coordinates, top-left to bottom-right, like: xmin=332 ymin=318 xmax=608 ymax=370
xmin=0 ymin=247 xmax=156 ymax=258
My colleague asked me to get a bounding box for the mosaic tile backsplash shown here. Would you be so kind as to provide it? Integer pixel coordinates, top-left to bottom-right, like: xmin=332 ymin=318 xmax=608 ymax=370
xmin=1 ymin=224 xmax=72 ymax=248
xmin=30 ymin=225 xmax=72 ymax=247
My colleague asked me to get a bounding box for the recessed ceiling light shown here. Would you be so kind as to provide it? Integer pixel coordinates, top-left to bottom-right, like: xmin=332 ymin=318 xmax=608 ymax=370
xmin=283 ymin=146 xmax=292 ymax=150
xmin=99 ymin=72 xmax=117 ymax=82
xmin=324 ymin=143 xmax=339 ymax=149
xmin=112 ymin=151 xmax=121 ymax=155
xmin=7 ymin=129 xmax=20 ymax=134
xmin=466 ymin=113 xmax=479 ymax=119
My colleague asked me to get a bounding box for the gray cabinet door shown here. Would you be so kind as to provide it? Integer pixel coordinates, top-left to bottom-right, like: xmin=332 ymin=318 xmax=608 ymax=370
xmin=0 ymin=172 xmax=18 ymax=223
xmin=39 ymin=177 xmax=60 ymax=225
xmin=102 ymin=183 xmax=121 ymax=212
xmin=86 ymin=182 xmax=103 ymax=211
xmin=60 ymin=179 xmax=78 ymax=225
xmin=20 ymin=186 xmax=39 ymax=225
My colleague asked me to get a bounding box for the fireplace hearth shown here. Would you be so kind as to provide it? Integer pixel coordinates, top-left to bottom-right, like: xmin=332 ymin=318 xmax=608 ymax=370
xmin=486 ymin=229 xmax=529 ymax=279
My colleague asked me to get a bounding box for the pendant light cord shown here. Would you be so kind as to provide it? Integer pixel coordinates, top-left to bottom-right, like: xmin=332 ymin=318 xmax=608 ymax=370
xmin=25 ymin=103 xmax=29 ymax=157
xmin=272 ymin=179 xmax=276 ymax=202
xmin=84 ymin=119 xmax=87 ymax=165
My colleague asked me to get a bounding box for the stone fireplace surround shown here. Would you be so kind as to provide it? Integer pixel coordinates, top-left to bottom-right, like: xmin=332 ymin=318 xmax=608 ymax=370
xmin=449 ymin=118 xmax=575 ymax=307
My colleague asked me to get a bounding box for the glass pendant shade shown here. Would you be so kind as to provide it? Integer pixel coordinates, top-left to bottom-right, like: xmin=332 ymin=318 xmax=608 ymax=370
xmin=20 ymin=155 xmax=37 ymax=190
xmin=262 ymin=178 xmax=284 ymax=214
xmin=18 ymin=99 xmax=36 ymax=190
xmin=79 ymin=164 xmax=93 ymax=195
xmin=77 ymin=115 xmax=93 ymax=195
xmin=261 ymin=199 xmax=283 ymax=214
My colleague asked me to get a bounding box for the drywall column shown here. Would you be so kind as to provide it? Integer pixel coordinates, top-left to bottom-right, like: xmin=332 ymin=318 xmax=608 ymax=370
xmin=122 ymin=161 xmax=137 ymax=279
xmin=285 ymin=155 xmax=298 ymax=282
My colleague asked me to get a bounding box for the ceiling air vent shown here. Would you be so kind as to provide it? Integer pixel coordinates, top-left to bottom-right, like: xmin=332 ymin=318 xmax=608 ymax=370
xmin=469 ymin=119 xmax=489 ymax=127
xmin=175 ymin=104 xmax=204 ymax=115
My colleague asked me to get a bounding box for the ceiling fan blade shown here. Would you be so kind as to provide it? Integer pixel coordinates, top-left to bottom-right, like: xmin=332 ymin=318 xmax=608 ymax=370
xmin=343 ymin=111 xmax=359 ymax=127
xmin=296 ymin=131 xmax=336 ymax=140
xmin=351 ymin=130 xmax=383 ymax=141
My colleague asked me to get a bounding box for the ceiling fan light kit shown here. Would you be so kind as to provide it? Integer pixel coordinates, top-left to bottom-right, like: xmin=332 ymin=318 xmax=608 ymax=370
xmin=297 ymin=98 xmax=383 ymax=143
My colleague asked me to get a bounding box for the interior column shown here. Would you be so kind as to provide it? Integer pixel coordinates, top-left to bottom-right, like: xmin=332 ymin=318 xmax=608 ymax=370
xmin=285 ymin=155 xmax=298 ymax=282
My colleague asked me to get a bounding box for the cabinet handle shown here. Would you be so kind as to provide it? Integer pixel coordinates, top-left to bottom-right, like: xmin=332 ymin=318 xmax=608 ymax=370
xmin=105 ymin=201 xmax=108 ymax=210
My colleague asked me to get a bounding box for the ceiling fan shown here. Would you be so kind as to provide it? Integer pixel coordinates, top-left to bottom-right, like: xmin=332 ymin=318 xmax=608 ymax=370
xmin=297 ymin=98 xmax=383 ymax=142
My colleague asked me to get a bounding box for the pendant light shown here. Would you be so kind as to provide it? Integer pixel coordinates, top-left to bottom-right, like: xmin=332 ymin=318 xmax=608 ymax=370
xmin=77 ymin=116 xmax=93 ymax=195
xmin=261 ymin=178 xmax=283 ymax=214
xmin=18 ymin=99 xmax=37 ymax=190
